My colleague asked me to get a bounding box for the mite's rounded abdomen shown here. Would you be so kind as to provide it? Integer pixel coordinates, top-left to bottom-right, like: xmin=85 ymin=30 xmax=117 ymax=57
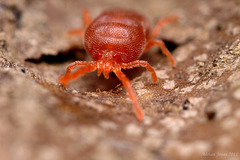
xmin=84 ymin=9 xmax=150 ymax=63
xmin=95 ymin=9 xmax=150 ymax=37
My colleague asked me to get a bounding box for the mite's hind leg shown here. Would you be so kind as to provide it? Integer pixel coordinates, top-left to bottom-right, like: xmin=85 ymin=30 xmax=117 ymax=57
xmin=68 ymin=9 xmax=92 ymax=38
xmin=145 ymin=40 xmax=175 ymax=67
xmin=150 ymin=16 xmax=178 ymax=40
xmin=145 ymin=16 xmax=178 ymax=67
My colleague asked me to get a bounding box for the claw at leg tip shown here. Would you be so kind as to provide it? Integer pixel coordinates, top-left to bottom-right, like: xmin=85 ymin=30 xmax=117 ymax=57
xmin=59 ymin=77 xmax=67 ymax=88
xmin=172 ymin=62 xmax=176 ymax=68
xmin=138 ymin=115 xmax=144 ymax=122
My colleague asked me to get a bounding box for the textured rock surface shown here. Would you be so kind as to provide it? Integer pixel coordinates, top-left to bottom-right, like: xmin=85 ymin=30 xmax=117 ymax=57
xmin=0 ymin=0 xmax=240 ymax=159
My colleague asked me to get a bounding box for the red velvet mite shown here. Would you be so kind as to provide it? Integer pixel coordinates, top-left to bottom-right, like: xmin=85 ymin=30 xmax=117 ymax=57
xmin=59 ymin=8 xmax=178 ymax=121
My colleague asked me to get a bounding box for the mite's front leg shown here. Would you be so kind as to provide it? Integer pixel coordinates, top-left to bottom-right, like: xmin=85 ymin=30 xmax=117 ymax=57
xmin=121 ymin=60 xmax=158 ymax=83
xmin=59 ymin=61 xmax=94 ymax=87
xmin=114 ymin=67 xmax=144 ymax=121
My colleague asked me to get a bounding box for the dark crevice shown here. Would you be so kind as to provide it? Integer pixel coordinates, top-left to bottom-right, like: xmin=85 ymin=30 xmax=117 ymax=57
xmin=162 ymin=39 xmax=179 ymax=52
xmin=25 ymin=41 xmax=179 ymax=92
xmin=140 ymin=39 xmax=179 ymax=67
xmin=205 ymin=107 xmax=216 ymax=121
xmin=26 ymin=40 xmax=178 ymax=65
xmin=25 ymin=47 xmax=87 ymax=64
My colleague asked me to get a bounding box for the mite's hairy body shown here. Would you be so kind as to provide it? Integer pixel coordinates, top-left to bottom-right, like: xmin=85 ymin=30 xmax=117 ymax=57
xmin=85 ymin=9 xmax=149 ymax=63
xmin=59 ymin=8 xmax=177 ymax=121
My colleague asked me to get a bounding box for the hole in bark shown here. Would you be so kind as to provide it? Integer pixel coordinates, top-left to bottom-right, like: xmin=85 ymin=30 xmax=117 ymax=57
xmin=183 ymin=99 xmax=190 ymax=110
xmin=25 ymin=47 xmax=86 ymax=64
xmin=205 ymin=107 xmax=216 ymax=121
xmin=162 ymin=39 xmax=179 ymax=52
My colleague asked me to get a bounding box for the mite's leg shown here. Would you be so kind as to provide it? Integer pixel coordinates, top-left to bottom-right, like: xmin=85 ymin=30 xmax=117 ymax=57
xmin=68 ymin=9 xmax=92 ymax=38
xmin=59 ymin=61 xmax=95 ymax=87
xmin=150 ymin=16 xmax=178 ymax=40
xmin=145 ymin=40 xmax=175 ymax=67
xmin=82 ymin=9 xmax=91 ymax=26
xmin=121 ymin=60 xmax=157 ymax=83
xmin=145 ymin=16 xmax=178 ymax=67
xmin=68 ymin=29 xmax=84 ymax=38
xmin=114 ymin=68 xmax=144 ymax=121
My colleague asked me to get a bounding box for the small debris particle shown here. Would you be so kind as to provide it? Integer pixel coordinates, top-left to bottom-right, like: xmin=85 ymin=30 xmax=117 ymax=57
xmin=187 ymin=65 xmax=198 ymax=73
xmin=197 ymin=79 xmax=216 ymax=89
xmin=156 ymin=70 xmax=169 ymax=79
xmin=197 ymin=61 xmax=205 ymax=67
xmin=136 ymin=89 xmax=151 ymax=97
xmin=188 ymin=74 xmax=201 ymax=83
xmin=99 ymin=120 xmax=118 ymax=130
xmin=88 ymin=92 xmax=99 ymax=98
xmin=193 ymin=53 xmax=208 ymax=61
xmin=163 ymin=80 xmax=175 ymax=89
xmin=104 ymin=100 xmax=114 ymax=105
xmin=143 ymin=116 xmax=152 ymax=125
xmin=179 ymin=86 xmax=194 ymax=94
xmin=181 ymin=109 xmax=198 ymax=118
xmin=125 ymin=123 xmax=143 ymax=136
xmin=188 ymin=97 xmax=203 ymax=105
xmin=232 ymin=26 xmax=240 ymax=36
xmin=71 ymin=90 xmax=78 ymax=94
xmin=136 ymin=89 xmax=154 ymax=100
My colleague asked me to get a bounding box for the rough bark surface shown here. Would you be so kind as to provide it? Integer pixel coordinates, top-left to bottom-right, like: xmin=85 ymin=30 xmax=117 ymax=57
xmin=0 ymin=0 xmax=240 ymax=160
